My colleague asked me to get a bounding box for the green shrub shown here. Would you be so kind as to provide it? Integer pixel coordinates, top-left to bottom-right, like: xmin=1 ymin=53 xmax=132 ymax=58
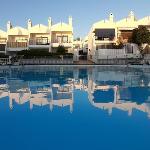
xmin=16 ymin=49 xmax=73 ymax=59
xmin=0 ymin=53 xmax=9 ymax=58
xmin=56 ymin=46 xmax=67 ymax=55
xmin=112 ymin=43 xmax=124 ymax=49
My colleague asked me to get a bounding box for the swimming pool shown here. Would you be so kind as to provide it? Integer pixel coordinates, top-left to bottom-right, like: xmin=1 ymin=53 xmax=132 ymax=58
xmin=0 ymin=66 xmax=150 ymax=150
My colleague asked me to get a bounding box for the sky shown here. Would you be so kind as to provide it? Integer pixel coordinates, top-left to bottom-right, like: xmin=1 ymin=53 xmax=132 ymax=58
xmin=0 ymin=0 xmax=149 ymax=38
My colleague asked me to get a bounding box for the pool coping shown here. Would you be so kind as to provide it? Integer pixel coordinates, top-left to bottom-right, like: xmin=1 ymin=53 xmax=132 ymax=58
xmin=0 ymin=64 xmax=150 ymax=69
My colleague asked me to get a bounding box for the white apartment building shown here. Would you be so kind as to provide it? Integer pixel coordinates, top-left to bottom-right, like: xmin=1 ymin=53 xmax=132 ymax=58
xmin=0 ymin=17 xmax=74 ymax=55
xmin=88 ymin=11 xmax=150 ymax=63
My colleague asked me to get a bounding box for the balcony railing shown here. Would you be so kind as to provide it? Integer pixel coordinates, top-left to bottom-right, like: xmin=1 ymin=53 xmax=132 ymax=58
xmin=29 ymin=39 xmax=50 ymax=45
xmin=7 ymin=42 xmax=28 ymax=48
xmin=52 ymin=39 xmax=72 ymax=43
xmin=0 ymin=44 xmax=6 ymax=51
xmin=95 ymin=37 xmax=115 ymax=41
xmin=0 ymin=40 xmax=7 ymax=44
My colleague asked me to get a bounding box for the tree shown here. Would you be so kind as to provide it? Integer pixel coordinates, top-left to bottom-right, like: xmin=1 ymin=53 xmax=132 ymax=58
xmin=115 ymin=36 xmax=124 ymax=49
xmin=74 ymin=37 xmax=81 ymax=41
xmin=143 ymin=45 xmax=150 ymax=54
xmin=57 ymin=46 xmax=66 ymax=55
xmin=131 ymin=26 xmax=150 ymax=45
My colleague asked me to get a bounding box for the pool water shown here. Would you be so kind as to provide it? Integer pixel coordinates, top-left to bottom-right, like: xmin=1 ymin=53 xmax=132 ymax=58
xmin=0 ymin=66 xmax=150 ymax=150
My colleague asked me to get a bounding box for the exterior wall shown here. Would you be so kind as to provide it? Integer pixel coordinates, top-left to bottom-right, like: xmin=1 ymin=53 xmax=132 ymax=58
xmin=0 ymin=30 xmax=7 ymax=54
xmin=73 ymin=40 xmax=83 ymax=51
xmin=88 ymin=31 xmax=96 ymax=61
xmin=93 ymin=44 xmax=141 ymax=63
xmin=82 ymin=37 xmax=88 ymax=53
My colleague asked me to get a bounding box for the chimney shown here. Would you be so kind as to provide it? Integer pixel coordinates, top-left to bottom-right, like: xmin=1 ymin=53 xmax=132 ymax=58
xmin=69 ymin=16 xmax=73 ymax=26
xmin=27 ymin=19 xmax=32 ymax=29
xmin=7 ymin=21 xmax=12 ymax=31
xmin=48 ymin=17 xmax=52 ymax=29
xmin=129 ymin=11 xmax=135 ymax=21
xmin=109 ymin=13 xmax=114 ymax=22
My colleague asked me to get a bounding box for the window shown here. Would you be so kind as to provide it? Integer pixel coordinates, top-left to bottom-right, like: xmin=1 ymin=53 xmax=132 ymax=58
xmin=57 ymin=36 xmax=68 ymax=43
xmin=0 ymin=39 xmax=6 ymax=44
xmin=36 ymin=37 xmax=48 ymax=45
xmin=16 ymin=37 xmax=28 ymax=42
xmin=62 ymin=36 xmax=68 ymax=43
xmin=57 ymin=36 xmax=62 ymax=43
xmin=94 ymin=29 xmax=115 ymax=41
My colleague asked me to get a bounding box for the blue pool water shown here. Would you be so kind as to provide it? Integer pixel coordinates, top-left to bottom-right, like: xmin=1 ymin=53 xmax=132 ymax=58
xmin=0 ymin=66 xmax=150 ymax=150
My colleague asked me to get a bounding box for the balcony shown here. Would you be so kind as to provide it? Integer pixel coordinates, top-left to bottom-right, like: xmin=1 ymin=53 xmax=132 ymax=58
xmin=0 ymin=39 xmax=7 ymax=44
xmin=29 ymin=39 xmax=50 ymax=49
xmin=51 ymin=39 xmax=72 ymax=48
xmin=0 ymin=44 xmax=6 ymax=53
xmin=95 ymin=37 xmax=116 ymax=44
xmin=6 ymin=42 xmax=28 ymax=51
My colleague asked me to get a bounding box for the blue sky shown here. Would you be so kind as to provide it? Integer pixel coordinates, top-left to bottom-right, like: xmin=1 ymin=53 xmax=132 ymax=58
xmin=0 ymin=0 xmax=149 ymax=38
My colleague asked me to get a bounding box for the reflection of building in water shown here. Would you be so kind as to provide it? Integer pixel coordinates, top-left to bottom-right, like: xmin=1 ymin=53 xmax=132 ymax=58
xmin=50 ymin=84 xmax=74 ymax=113
xmin=88 ymin=69 xmax=150 ymax=117
xmin=0 ymin=67 xmax=150 ymax=117
xmin=74 ymin=79 xmax=88 ymax=91
xmin=0 ymin=77 xmax=8 ymax=99
xmin=28 ymin=81 xmax=52 ymax=109
xmin=8 ymin=79 xmax=30 ymax=109
xmin=90 ymin=67 xmax=150 ymax=87
xmin=0 ymin=78 xmax=74 ymax=112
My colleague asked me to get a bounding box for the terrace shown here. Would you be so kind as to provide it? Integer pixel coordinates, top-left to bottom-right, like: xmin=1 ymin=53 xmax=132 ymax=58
xmin=6 ymin=27 xmax=29 ymax=51
xmin=29 ymin=33 xmax=50 ymax=49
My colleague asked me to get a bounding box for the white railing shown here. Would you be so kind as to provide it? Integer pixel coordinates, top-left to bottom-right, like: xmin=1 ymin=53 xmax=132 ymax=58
xmin=7 ymin=42 xmax=28 ymax=48
xmin=97 ymin=49 xmax=126 ymax=59
xmin=20 ymin=58 xmax=73 ymax=65
xmin=0 ymin=41 xmax=7 ymax=44
xmin=29 ymin=39 xmax=50 ymax=45
xmin=52 ymin=39 xmax=72 ymax=43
